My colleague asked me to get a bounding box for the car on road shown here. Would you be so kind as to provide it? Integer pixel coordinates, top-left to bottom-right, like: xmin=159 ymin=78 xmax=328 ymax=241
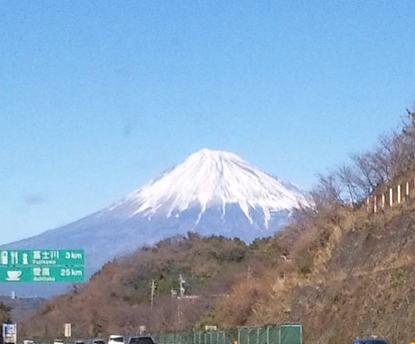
xmin=93 ymin=339 xmax=106 ymax=344
xmin=353 ymin=337 xmax=390 ymax=344
xmin=54 ymin=339 xmax=65 ymax=344
xmin=108 ymin=335 xmax=125 ymax=344
xmin=127 ymin=337 xmax=155 ymax=344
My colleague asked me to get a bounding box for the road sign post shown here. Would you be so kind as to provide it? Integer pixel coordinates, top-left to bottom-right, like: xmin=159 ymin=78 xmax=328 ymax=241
xmin=0 ymin=250 xmax=85 ymax=283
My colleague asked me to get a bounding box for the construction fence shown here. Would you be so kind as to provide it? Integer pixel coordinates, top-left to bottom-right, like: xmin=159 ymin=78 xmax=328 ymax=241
xmin=154 ymin=324 xmax=302 ymax=344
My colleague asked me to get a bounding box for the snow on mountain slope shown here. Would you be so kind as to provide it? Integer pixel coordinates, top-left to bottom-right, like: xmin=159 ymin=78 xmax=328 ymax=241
xmin=1 ymin=149 xmax=311 ymax=297
xmin=108 ymin=149 xmax=310 ymax=227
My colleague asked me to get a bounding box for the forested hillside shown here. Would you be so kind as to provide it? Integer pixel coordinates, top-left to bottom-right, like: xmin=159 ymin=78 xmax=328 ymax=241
xmin=21 ymin=235 xmax=256 ymax=337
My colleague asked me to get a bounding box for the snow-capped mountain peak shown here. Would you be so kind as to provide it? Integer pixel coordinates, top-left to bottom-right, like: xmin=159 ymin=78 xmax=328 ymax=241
xmin=114 ymin=149 xmax=311 ymax=227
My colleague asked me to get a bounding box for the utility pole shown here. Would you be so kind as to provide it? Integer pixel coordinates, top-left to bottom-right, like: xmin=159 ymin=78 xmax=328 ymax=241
xmin=177 ymin=274 xmax=186 ymax=329
xmin=150 ymin=279 xmax=156 ymax=310
xmin=179 ymin=274 xmax=186 ymax=297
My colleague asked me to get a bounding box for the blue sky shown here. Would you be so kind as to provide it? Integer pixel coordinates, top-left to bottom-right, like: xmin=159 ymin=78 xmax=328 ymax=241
xmin=1 ymin=0 xmax=415 ymax=244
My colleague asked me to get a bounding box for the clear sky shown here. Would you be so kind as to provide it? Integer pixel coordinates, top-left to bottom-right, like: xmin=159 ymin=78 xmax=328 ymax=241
xmin=1 ymin=1 xmax=415 ymax=244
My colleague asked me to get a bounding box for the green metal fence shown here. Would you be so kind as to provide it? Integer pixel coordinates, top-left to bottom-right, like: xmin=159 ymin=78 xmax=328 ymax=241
xmin=155 ymin=324 xmax=302 ymax=344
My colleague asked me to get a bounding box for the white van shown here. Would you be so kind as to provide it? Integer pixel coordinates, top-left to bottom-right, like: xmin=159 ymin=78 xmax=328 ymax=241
xmin=108 ymin=335 xmax=125 ymax=344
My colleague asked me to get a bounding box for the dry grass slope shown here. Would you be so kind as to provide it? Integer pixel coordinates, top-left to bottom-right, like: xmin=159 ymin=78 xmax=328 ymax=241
xmin=214 ymin=188 xmax=415 ymax=344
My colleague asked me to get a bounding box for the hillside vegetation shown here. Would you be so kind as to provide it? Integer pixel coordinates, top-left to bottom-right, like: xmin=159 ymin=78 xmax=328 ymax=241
xmin=22 ymin=110 xmax=415 ymax=344
xmin=22 ymin=235 xmax=254 ymax=337
xmin=0 ymin=302 xmax=11 ymax=324
xmin=214 ymin=194 xmax=415 ymax=343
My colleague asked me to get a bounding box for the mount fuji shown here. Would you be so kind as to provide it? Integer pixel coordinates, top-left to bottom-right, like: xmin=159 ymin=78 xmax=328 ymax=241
xmin=2 ymin=149 xmax=311 ymax=296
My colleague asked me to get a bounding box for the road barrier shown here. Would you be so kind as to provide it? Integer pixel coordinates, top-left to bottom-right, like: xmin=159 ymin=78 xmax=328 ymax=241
xmin=46 ymin=324 xmax=302 ymax=344
xmin=154 ymin=324 xmax=302 ymax=344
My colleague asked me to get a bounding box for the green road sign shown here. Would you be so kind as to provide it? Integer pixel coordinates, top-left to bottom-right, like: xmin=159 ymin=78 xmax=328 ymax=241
xmin=0 ymin=250 xmax=85 ymax=282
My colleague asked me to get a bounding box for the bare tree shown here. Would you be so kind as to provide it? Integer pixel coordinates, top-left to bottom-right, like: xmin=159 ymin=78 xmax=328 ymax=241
xmin=311 ymin=172 xmax=342 ymax=210
xmin=337 ymin=164 xmax=359 ymax=205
